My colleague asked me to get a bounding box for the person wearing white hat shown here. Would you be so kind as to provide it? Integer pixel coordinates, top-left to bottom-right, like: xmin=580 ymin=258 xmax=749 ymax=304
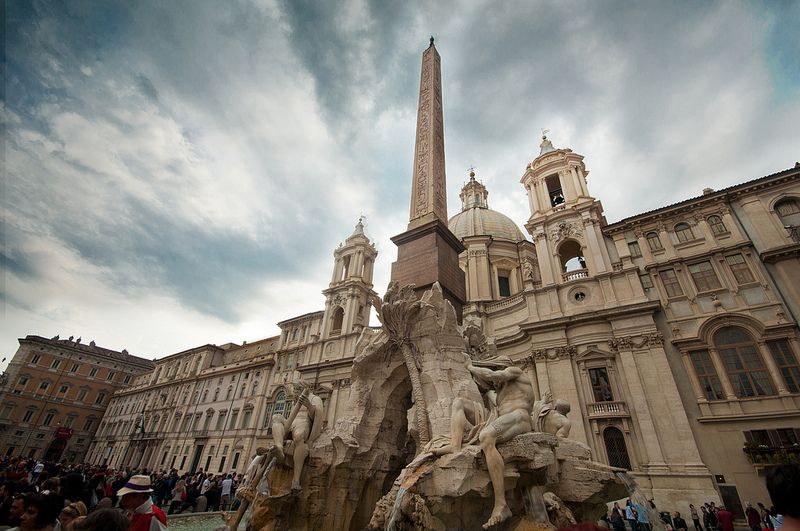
xmin=118 ymin=475 xmax=167 ymax=531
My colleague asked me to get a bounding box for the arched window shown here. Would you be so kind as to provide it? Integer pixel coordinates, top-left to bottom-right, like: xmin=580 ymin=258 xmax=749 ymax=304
xmin=559 ymin=240 xmax=587 ymax=272
xmin=674 ymin=223 xmax=694 ymax=242
xmin=646 ymin=232 xmax=663 ymax=251
xmin=707 ymin=215 xmax=727 ymax=235
xmin=715 ymin=327 xmax=775 ymax=397
xmin=331 ymin=307 xmax=344 ymax=335
xmin=775 ymin=198 xmax=800 ymax=225
xmin=603 ymin=427 xmax=631 ymax=470
xmin=273 ymin=391 xmax=286 ymax=419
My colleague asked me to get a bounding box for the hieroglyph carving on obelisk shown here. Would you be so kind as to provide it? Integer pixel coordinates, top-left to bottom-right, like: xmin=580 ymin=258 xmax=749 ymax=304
xmin=409 ymin=39 xmax=448 ymax=228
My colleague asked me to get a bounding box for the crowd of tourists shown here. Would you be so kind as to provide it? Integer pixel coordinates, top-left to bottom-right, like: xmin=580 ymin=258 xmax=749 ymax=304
xmin=0 ymin=456 xmax=246 ymax=530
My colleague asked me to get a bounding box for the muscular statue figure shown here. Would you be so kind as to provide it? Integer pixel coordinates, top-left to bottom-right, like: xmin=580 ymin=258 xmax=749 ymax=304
xmin=270 ymin=382 xmax=324 ymax=491
xmin=531 ymin=391 xmax=572 ymax=438
xmin=435 ymin=354 xmax=535 ymax=529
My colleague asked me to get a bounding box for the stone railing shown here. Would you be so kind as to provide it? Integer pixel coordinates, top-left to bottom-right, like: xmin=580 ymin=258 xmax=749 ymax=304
xmin=485 ymin=293 xmax=525 ymax=312
xmin=587 ymin=401 xmax=628 ymax=417
xmin=192 ymin=429 xmax=209 ymax=438
xmin=562 ymin=270 xmax=589 ymax=282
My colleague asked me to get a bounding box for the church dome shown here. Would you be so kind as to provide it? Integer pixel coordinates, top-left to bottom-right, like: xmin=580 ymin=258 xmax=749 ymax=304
xmin=449 ymin=207 xmax=527 ymax=242
xmin=448 ymin=170 xmax=527 ymax=242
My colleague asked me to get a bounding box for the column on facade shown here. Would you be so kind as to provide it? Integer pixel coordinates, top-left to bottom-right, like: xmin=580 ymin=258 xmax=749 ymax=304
xmin=707 ymin=347 xmax=738 ymax=399
xmin=695 ymin=217 xmax=716 ymax=242
xmin=634 ymin=230 xmax=656 ymax=263
xmin=560 ymin=170 xmax=577 ymax=200
xmin=570 ymin=167 xmax=584 ymax=197
xmin=527 ymin=183 xmax=540 ymax=215
xmin=616 ymin=349 xmax=667 ymax=467
xmin=523 ymin=362 xmax=540 ymax=400
xmin=583 ymin=218 xmax=610 ymax=274
xmin=536 ymin=180 xmax=550 ymax=212
xmin=535 ymin=361 xmax=550 ymax=397
xmin=534 ymin=233 xmax=555 ymax=286
xmin=680 ymin=351 xmax=707 ymax=401
xmin=757 ymin=340 xmax=789 ymax=395
xmin=658 ymin=225 xmax=677 ymax=259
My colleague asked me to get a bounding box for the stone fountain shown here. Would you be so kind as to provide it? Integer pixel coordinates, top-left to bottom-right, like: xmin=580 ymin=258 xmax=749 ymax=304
xmin=230 ymin=281 xmax=627 ymax=531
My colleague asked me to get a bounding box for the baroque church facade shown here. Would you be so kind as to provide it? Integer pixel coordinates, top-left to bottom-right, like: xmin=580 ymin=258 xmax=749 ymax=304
xmin=5 ymin=42 xmax=796 ymax=517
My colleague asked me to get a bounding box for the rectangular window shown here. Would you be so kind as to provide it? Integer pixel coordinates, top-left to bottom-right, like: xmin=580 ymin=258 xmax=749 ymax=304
xmin=59 ymin=385 xmax=69 ymax=394
xmin=588 ymin=368 xmax=614 ymax=402
xmin=231 ymin=452 xmax=240 ymax=470
xmin=64 ymin=416 xmax=75 ymax=427
xmin=89 ymin=367 xmax=98 ymax=377
xmin=241 ymin=409 xmax=252 ymax=429
xmin=628 ymin=241 xmax=642 ymax=257
xmin=216 ymin=412 xmax=226 ymax=431
xmin=36 ymin=433 xmax=45 ymax=439
xmin=95 ymin=392 xmax=106 ymax=405
xmin=689 ymin=350 xmax=724 ymax=400
xmin=123 ymin=375 xmax=131 ymax=384
xmin=768 ymin=339 xmax=800 ymax=393
xmin=70 ymin=363 xmax=80 ymax=373
xmin=217 ymin=456 xmax=226 ymax=473
xmin=640 ymin=274 xmax=654 ymax=290
xmin=18 ymin=376 xmax=29 ymax=386
xmin=295 ymin=352 xmax=302 ymax=367
xmin=77 ymin=389 xmax=88 ymax=401
xmin=106 ymin=371 xmax=115 ymax=381
xmin=31 ymin=354 xmax=41 ymax=365
xmin=43 ymin=413 xmax=55 ymax=426
xmin=51 ymin=359 xmax=61 ymax=370
xmin=180 ymin=456 xmax=187 ymax=470
xmin=725 ymin=254 xmax=755 ymax=284
xmin=0 ymin=405 xmax=13 ymax=419
xmin=83 ymin=419 xmax=94 ymax=431
xmin=688 ymin=261 xmax=722 ymax=292
xmin=777 ymin=428 xmax=798 ymax=447
xmin=229 ymin=410 xmax=239 ymax=430
xmin=286 ymin=353 xmax=294 ymax=370
xmin=39 ymin=381 xmax=50 ymax=391
xmin=22 ymin=410 xmax=34 ymax=423
xmin=222 ymin=445 xmax=229 ymax=455
xmin=660 ymin=269 xmax=683 ymax=297
xmin=498 ymin=272 xmax=511 ymax=297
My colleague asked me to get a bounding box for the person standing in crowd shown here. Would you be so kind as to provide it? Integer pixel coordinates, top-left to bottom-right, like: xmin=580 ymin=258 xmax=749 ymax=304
xmin=758 ymin=503 xmax=774 ymax=530
xmin=766 ymin=464 xmax=800 ymax=531
xmin=18 ymin=492 xmax=63 ymax=531
xmin=58 ymin=501 xmax=87 ymax=531
xmin=220 ymin=475 xmax=233 ymax=511
xmin=72 ymin=508 xmax=130 ymax=531
xmin=673 ymin=512 xmax=688 ymax=531
xmin=610 ymin=503 xmax=626 ymax=531
xmin=3 ymin=494 xmax=26 ymax=528
xmin=635 ymin=500 xmax=651 ymax=531
xmin=690 ymin=504 xmax=702 ymax=531
xmin=118 ymin=476 xmax=166 ymax=531
xmin=703 ymin=504 xmax=717 ymax=531
xmin=747 ymin=503 xmax=763 ymax=531
xmin=716 ymin=506 xmax=734 ymax=531
xmin=167 ymin=479 xmax=185 ymax=516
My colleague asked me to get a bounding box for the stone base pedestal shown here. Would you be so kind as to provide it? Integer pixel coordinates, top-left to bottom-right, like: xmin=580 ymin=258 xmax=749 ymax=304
xmin=391 ymin=219 xmax=466 ymax=320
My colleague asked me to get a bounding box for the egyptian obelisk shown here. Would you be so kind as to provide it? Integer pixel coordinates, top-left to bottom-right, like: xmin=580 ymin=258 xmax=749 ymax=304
xmin=391 ymin=38 xmax=466 ymax=319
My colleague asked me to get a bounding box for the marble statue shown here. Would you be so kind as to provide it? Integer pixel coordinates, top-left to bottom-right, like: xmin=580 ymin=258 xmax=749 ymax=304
xmin=434 ymin=352 xmax=536 ymax=529
xmin=532 ymin=391 xmax=572 ymax=438
xmin=544 ymin=491 xmax=577 ymax=528
xmin=271 ymin=377 xmax=324 ymax=491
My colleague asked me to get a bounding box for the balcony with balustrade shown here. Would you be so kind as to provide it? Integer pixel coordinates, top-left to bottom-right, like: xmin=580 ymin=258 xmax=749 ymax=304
xmin=587 ymin=401 xmax=629 ymax=419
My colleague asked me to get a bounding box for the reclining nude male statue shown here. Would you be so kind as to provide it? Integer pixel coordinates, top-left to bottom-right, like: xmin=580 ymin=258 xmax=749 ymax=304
xmin=433 ymin=353 xmax=535 ymax=529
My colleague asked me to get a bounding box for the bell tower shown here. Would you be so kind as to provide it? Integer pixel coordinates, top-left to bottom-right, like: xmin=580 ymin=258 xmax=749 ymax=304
xmin=322 ymin=218 xmax=379 ymax=339
xmin=521 ymin=134 xmax=613 ymax=286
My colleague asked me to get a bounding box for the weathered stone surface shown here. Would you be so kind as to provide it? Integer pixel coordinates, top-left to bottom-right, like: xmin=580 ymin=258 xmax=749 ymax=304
xmin=554 ymin=438 xmax=593 ymax=461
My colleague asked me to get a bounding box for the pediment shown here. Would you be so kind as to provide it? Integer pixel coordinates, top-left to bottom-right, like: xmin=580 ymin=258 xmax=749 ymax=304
xmin=575 ymin=348 xmax=615 ymax=362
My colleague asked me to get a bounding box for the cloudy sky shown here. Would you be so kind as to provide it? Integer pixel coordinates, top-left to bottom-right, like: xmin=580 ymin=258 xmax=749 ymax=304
xmin=2 ymin=0 xmax=798 ymax=365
